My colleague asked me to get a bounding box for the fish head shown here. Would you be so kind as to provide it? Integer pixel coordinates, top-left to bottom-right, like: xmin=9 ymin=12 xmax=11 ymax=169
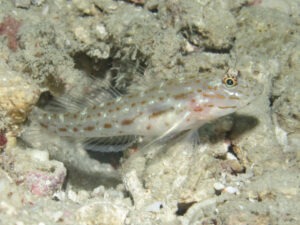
xmin=217 ymin=68 xmax=263 ymax=108
xmin=191 ymin=69 xmax=263 ymax=120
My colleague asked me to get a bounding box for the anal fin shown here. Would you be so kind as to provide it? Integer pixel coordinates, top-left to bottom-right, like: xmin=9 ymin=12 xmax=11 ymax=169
xmin=81 ymin=135 xmax=138 ymax=152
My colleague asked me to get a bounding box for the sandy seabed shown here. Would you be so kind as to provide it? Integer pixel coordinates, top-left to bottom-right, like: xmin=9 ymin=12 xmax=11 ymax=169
xmin=0 ymin=0 xmax=299 ymax=224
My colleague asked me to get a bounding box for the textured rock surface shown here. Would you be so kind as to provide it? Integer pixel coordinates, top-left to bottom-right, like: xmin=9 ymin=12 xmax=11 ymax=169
xmin=0 ymin=62 xmax=40 ymax=128
xmin=0 ymin=0 xmax=299 ymax=224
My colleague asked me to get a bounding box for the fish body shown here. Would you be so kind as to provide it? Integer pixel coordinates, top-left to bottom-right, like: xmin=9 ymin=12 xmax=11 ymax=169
xmin=35 ymin=69 xmax=262 ymax=141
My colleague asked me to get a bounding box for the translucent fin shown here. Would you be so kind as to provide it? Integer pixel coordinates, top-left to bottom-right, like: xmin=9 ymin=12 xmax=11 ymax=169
xmin=43 ymin=95 xmax=82 ymax=113
xmin=28 ymin=106 xmax=47 ymax=121
xmin=159 ymin=128 xmax=200 ymax=148
xmin=141 ymin=111 xmax=192 ymax=150
xmin=146 ymin=128 xmax=201 ymax=155
xmin=121 ymin=111 xmax=194 ymax=165
xmin=20 ymin=120 xmax=52 ymax=149
xmin=180 ymin=128 xmax=201 ymax=149
xmin=82 ymin=135 xmax=138 ymax=152
xmin=44 ymin=76 xmax=122 ymax=113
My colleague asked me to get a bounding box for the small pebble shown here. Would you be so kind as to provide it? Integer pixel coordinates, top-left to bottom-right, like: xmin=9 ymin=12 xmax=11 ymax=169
xmin=144 ymin=201 xmax=164 ymax=212
xmin=31 ymin=0 xmax=45 ymax=6
xmin=224 ymin=186 xmax=239 ymax=194
xmin=12 ymin=0 xmax=31 ymax=8
xmin=213 ymin=182 xmax=225 ymax=191
xmin=29 ymin=149 xmax=49 ymax=162
xmin=226 ymin=152 xmax=237 ymax=160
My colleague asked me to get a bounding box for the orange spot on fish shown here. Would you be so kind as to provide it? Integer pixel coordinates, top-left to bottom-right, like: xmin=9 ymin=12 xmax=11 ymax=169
xmin=104 ymin=123 xmax=112 ymax=128
xmin=208 ymin=85 xmax=217 ymax=90
xmin=203 ymin=93 xmax=225 ymax=99
xmin=121 ymin=118 xmax=134 ymax=125
xmin=149 ymin=108 xmax=172 ymax=119
xmin=73 ymin=127 xmax=78 ymax=132
xmin=218 ymin=106 xmax=237 ymax=109
xmin=229 ymin=96 xmax=240 ymax=100
xmin=214 ymin=94 xmax=226 ymax=99
xmin=202 ymin=93 xmax=215 ymax=98
xmin=84 ymin=126 xmax=95 ymax=131
xmin=173 ymin=93 xmax=188 ymax=100
xmin=59 ymin=127 xmax=67 ymax=132
xmin=193 ymin=106 xmax=203 ymax=112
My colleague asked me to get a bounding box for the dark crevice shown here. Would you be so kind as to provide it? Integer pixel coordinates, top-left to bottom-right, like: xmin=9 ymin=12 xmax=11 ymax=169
xmin=36 ymin=91 xmax=54 ymax=108
xmin=176 ymin=201 xmax=197 ymax=216
xmin=269 ymin=95 xmax=279 ymax=107
xmin=123 ymin=0 xmax=145 ymax=7
xmin=87 ymin=151 xmax=123 ymax=170
xmin=93 ymin=4 xmax=105 ymax=13
xmin=179 ymin=26 xmax=234 ymax=55
xmin=198 ymin=67 xmax=212 ymax=73
xmin=202 ymin=46 xmax=232 ymax=54
xmin=148 ymin=6 xmax=158 ymax=14
xmin=73 ymin=52 xmax=113 ymax=77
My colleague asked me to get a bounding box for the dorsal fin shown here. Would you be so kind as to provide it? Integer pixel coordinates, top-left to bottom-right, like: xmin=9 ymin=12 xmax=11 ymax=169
xmin=44 ymin=76 xmax=123 ymax=113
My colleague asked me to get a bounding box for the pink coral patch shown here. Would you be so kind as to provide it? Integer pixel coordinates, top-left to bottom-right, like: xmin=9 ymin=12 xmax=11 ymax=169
xmin=25 ymin=169 xmax=66 ymax=196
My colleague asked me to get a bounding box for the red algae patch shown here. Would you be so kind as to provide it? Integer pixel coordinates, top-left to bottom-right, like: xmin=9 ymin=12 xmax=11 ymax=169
xmin=0 ymin=16 xmax=22 ymax=51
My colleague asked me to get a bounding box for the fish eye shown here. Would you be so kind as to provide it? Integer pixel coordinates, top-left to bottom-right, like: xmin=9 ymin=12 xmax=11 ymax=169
xmin=227 ymin=78 xmax=234 ymax=85
xmin=223 ymin=70 xmax=238 ymax=88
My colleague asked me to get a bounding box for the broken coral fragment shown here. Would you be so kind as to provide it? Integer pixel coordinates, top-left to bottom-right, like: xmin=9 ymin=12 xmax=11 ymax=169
xmin=0 ymin=62 xmax=40 ymax=126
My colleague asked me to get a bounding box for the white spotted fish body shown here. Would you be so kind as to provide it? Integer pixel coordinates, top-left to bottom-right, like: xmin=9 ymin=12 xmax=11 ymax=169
xmin=35 ymin=69 xmax=262 ymax=141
